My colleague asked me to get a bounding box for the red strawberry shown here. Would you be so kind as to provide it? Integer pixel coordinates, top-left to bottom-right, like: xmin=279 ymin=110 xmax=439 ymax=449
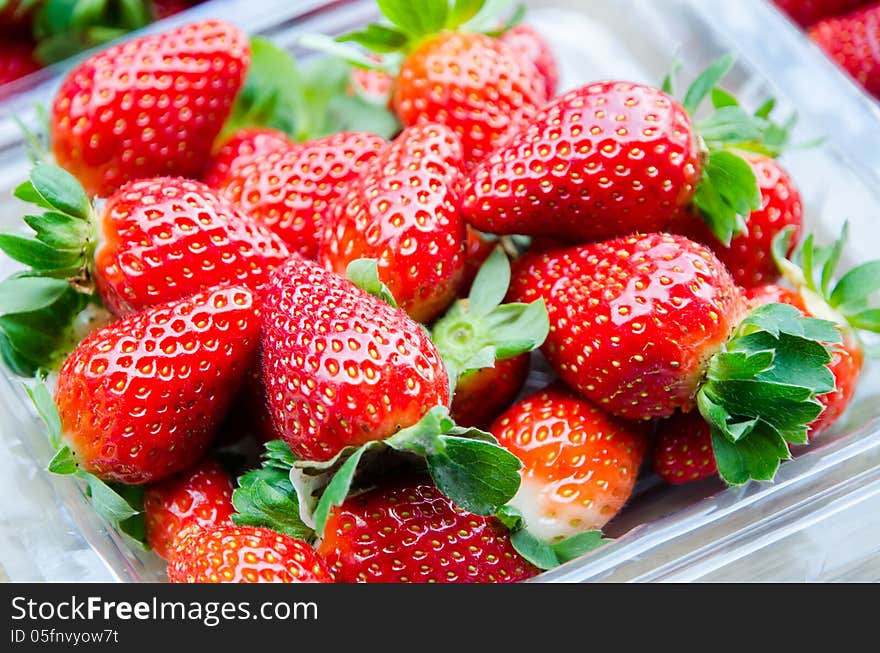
xmin=319 ymin=123 xmax=466 ymax=323
xmin=500 ymin=24 xmax=559 ymax=99
xmin=451 ymin=354 xmax=530 ymax=429
xmin=810 ymin=5 xmax=880 ymax=96
xmin=317 ymin=475 xmax=538 ymax=583
xmin=152 ymin=0 xmax=195 ymax=19
xmin=745 ymin=283 xmax=807 ymax=313
xmin=211 ymin=131 xmax=386 ymax=259
xmin=652 ymin=411 xmax=717 ymax=485
xmin=144 ymin=459 xmax=234 ymax=559
xmin=168 ymin=525 xmax=333 ymax=583
xmin=0 ymin=40 xmax=40 ymax=93
xmin=53 ymin=286 xmax=260 ymax=484
xmin=0 ymin=1 xmax=36 ymax=31
xmin=491 ymin=384 xmax=649 ymax=541
xmin=669 ymin=153 xmax=803 ymax=289
xmin=202 ymin=127 xmax=294 ymax=189
xmin=50 ymin=20 xmax=249 ymax=197
xmin=775 ymin=0 xmax=872 ymax=26
xmin=261 ymin=257 xmax=450 ymax=462
xmin=508 ymin=232 xmax=838 ymax=485
xmin=348 ymin=61 xmax=394 ymax=106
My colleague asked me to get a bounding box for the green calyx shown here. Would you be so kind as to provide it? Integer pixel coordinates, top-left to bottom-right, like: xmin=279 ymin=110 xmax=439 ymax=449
xmin=25 ymin=376 xmax=147 ymax=547
xmin=0 ymin=164 xmax=99 ymax=377
xmin=494 ymin=505 xmax=610 ymax=571
xmin=697 ymin=303 xmax=840 ymax=485
xmin=774 ymin=224 xmax=880 ymax=336
xmin=346 ymin=258 xmax=398 ymax=308
xmin=223 ymin=36 xmax=401 ymax=143
xmin=431 ymin=246 xmax=549 ymax=386
xmin=33 ymin=0 xmax=155 ymax=66
xmin=231 ymin=440 xmax=316 ymax=543
xmin=290 ymin=405 xmax=522 ymax=536
xmin=669 ymin=54 xmax=795 ymax=246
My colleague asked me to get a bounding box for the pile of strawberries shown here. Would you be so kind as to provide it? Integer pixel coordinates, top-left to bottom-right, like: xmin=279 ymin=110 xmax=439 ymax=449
xmin=0 ymin=0 xmax=199 ymax=96
xmin=775 ymin=0 xmax=880 ymax=99
xmin=0 ymin=0 xmax=878 ymax=584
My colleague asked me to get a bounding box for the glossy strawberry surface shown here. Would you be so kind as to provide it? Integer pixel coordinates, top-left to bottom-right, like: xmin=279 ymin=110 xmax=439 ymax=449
xmin=393 ymin=31 xmax=547 ymax=163
xmin=202 ymin=127 xmax=294 ymax=189
xmin=94 ymin=177 xmax=290 ymax=317
xmin=462 ymin=82 xmax=702 ymax=243
xmin=55 ymin=286 xmax=260 ymax=484
xmin=261 ymin=258 xmax=450 ymax=462
xmin=320 ymin=123 xmax=466 ymax=323
xmin=775 ymin=0 xmax=872 ymax=26
xmin=509 ymin=233 xmax=748 ymax=420
xmin=214 ymin=131 xmax=386 ymax=259
xmin=144 ymin=459 xmax=235 ymax=559
xmin=669 ymin=153 xmax=803 ymax=288
xmin=168 ymin=525 xmax=333 ymax=583
xmin=451 ymin=353 xmax=530 ymax=429
xmin=317 ymin=476 xmax=538 ymax=583
xmin=500 ymin=24 xmax=559 ymax=99
xmin=491 ymin=384 xmax=649 ymax=541
xmin=51 ymin=20 xmax=249 ymax=196
xmin=652 ymin=410 xmax=717 ymax=485
xmin=810 ymin=5 xmax=880 ymax=96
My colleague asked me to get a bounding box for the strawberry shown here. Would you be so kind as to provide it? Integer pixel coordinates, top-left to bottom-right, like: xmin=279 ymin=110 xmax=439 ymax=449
xmin=509 ymin=232 xmax=840 ymax=485
xmin=337 ymin=0 xmax=547 ymax=163
xmin=669 ymin=152 xmax=803 ymax=289
xmin=168 ymin=525 xmax=333 ymax=583
xmin=50 ymin=20 xmax=249 ymax=197
xmin=201 ymin=127 xmax=293 ymax=189
xmin=152 ymin=0 xmax=195 ymax=19
xmin=348 ymin=57 xmax=394 ymax=106
xmin=431 ymin=246 xmax=549 ymax=429
xmin=211 ymin=131 xmax=386 ymax=259
xmin=0 ymin=0 xmax=37 ymax=31
xmin=51 ymin=286 xmax=260 ymax=484
xmin=652 ymin=411 xmax=717 ymax=485
xmin=316 ymin=475 xmax=538 ymax=583
xmin=261 ymin=257 xmax=450 ymax=462
xmin=0 ymin=168 xmax=290 ymax=374
xmin=500 ymin=24 xmax=559 ymax=99
xmin=0 ymin=39 xmax=40 ymax=93
xmin=144 ymin=458 xmax=235 ymax=559
xmin=774 ymin=0 xmax=872 ymax=26
xmin=810 ymin=5 xmax=880 ymax=97
xmin=491 ymin=384 xmax=649 ymax=542
xmin=319 ymin=123 xmax=466 ymax=323
xmin=745 ymin=282 xmax=807 ymax=313
xmin=462 ymin=57 xmax=774 ymax=245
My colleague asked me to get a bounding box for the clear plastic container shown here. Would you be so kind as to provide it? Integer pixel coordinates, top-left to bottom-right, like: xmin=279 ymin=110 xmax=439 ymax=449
xmin=2 ymin=0 xmax=880 ymax=583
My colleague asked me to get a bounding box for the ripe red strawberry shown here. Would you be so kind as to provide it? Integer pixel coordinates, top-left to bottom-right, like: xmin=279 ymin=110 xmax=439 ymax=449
xmin=451 ymin=354 xmax=530 ymax=429
xmin=201 ymin=128 xmax=293 ymax=189
xmin=53 ymin=286 xmax=260 ymax=484
xmin=775 ymin=0 xmax=872 ymax=26
xmin=0 ymin=0 xmax=36 ymax=31
xmin=144 ymin=459 xmax=235 ymax=559
xmin=0 ymin=40 xmax=40 ymax=93
xmin=500 ymin=24 xmax=559 ymax=99
xmin=810 ymin=5 xmax=880 ymax=97
xmin=652 ymin=411 xmax=717 ymax=485
xmin=261 ymin=257 xmax=450 ymax=462
xmin=320 ymin=123 xmax=466 ymax=323
xmin=50 ymin=20 xmax=250 ymax=197
xmin=669 ymin=153 xmax=803 ymax=289
xmin=348 ymin=61 xmax=394 ymax=106
xmin=491 ymin=384 xmax=649 ymax=541
xmin=168 ymin=525 xmax=333 ymax=583
xmin=317 ymin=475 xmax=538 ymax=583
xmin=745 ymin=283 xmax=807 ymax=313
xmin=211 ymin=131 xmax=386 ymax=259
xmin=509 ymin=232 xmax=838 ymax=485
xmin=152 ymin=0 xmax=195 ymax=19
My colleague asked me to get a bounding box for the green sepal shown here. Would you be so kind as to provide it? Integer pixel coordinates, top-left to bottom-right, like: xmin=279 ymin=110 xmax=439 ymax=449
xmin=692 ymin=150 xmax=760 ymax=246
xmin=698 ymin=303 xmax=839 ymax=485
xmin=377 ymin=0 xmax=449 ymax=37
xmin=682 ymin=53 xmax=735 ymax=116
xmin=346 ymin=258 xmax=398 ymax=308
xmin=0 ymin=232 xmax=82 ymax=271
xmin=0 ymin=275 xmax=69 ymax=315
xmin=231 ymin=440 xmax=315 ymax=543
xmin=293 ymin=405 xmax=522 ymax=536
xmin=22 ymin=378 xmax=62 ymax=448
xmin=468 ymin=246 xmax=510 ymax=316
xmin=495 ymin=505 xmax=609 ymax=570
xmin=337 ymin=24 xmax=409 ymax=53
xmin=48 ymin=445 xmax=77 ymax=474
xmin=24 ymin=213 xmax=91 ymax=250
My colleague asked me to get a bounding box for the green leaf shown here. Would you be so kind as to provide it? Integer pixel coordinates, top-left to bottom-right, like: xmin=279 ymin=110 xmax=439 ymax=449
xmin=821 ymin=222 xmax=848 ymax=298
xmin=711 ymin=87 xmax=739 ymax=109
xmin=15 ymin=181 xmax=54 ymax=210
xmin=0 ymin=232 xmax=81 ymax=271
xmin=694 ymin=150 xmax=759 ymax=245
xmin=346 ymin=258 xmax=398 ymax=307
xmin=30 ymin=164 xmax=91 ymax=219
xmin=0 ymin=275 xmax=69 ymax=314
xmin=22 ymin=379 xmax=61 ymax=449
xmin=682 ymin=53 xmax=736 ymax=115
xmin=661 ymin=56 xmax=682 ymax=96
xmin=829 ymin=261 xmax=880 ymax=312
xmin=551 ymin=530 xmax=609 ymax=563
xmin=24 ymin=212 xmax=90 ymax=250
xmin=338 ymin=24 xmax=408 ymax=53
xmin=754 ymin=97 xmax=775 ymax=119
xmin=483 ymin=299 xmax=550 ymax=358
xmin=697 ymin=106 xmax=767 ymax=144
xmin=48 ymin=445 xmax=77 ymax=475
xmin=426 ymin=436 xmax=521 ymax=516
xmin=312 ymin=444 xmax=370 ymax=535
xmin=710 ymin=427 xmax=790 ymax=485
xmin=82 ymin=473 xmax=139 ymax=523
xmin=302 ymin=33 xmax=390 ymax=70
xmin=378 ymin=0 xmax=448 ymax=37
xmin=847 ymin=308 xmax=880 ymax=332
xmin=0 ymin=333 xmax=37 ymax=377
xmin=468 ymin=246 xmax=510 ymax=316
xmin=510 ymin=528 xmax=561 ymax=570
xmin=448 ymin=0 xmax=486 ymax=28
